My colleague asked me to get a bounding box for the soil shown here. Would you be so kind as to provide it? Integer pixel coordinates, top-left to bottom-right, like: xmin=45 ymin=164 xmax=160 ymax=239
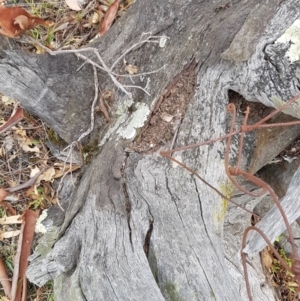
xmin=228 ymin=90 xmax=273 ymax=123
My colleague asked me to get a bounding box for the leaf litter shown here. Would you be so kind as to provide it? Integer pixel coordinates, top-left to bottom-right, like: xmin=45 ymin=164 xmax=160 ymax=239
xmin=0 ymin=0 xmax=134 ymax=51
xmin=129 ymin=60 xmax=197 ymax=153
xmin=0 ymin=94 xmax=79 ymax=300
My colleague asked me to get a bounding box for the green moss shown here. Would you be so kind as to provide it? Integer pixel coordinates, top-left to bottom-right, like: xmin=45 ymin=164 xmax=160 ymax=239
xmin=0 ymin=207 xmax=5 ymax=218
xmin=214 ymin=180 xmax=235 ymax=223
xmin=163 ymin=282 xmax=183 ymax=301
xmin=82 ymin=139 xmax=99 ymax=164
xmin=34 ymin=228 xmax=59 ymax=259
xmin=29 ymin=186 xmax=45 ymax=209
xmin=162 ymin=281 xmax=215 ymax=301
xmin=47 ymin=128 xmax=62 ymax=146
xmin=1 ymin=244 xmax=16 ymax=274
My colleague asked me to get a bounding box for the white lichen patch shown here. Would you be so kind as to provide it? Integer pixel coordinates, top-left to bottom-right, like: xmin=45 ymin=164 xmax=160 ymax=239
xmin=99 ymin=114 xmax=126 ymax=146
xmin=117 ymin=103 xmax=150 ymax=139
xmin=99 ymin=95 xmax=134 ymax=146
xmin=276 ymin=19 xmax=300 ymax=62
xmin=35 ymin=209 xmax=48 ymax=234
xmin=116 ymin=96 xmax=134 ymax=115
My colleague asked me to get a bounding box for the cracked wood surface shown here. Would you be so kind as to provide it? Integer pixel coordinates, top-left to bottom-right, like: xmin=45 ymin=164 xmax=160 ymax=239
xmin=1 ymin=0 xmax=300 ymax=300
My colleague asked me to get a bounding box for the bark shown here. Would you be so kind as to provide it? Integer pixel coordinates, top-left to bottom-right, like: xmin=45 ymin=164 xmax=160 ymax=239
xmin=1 ymin=0 xmax=300 ymax=300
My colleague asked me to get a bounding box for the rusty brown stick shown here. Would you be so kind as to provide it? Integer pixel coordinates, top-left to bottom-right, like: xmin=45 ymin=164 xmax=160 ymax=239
xmin=242 ymin=226 xmax=293 ymax=301
xmin=161 ymin=151 xmax=260 ymax=217
xmin=160 ymin=92 xmax=300 ymax=300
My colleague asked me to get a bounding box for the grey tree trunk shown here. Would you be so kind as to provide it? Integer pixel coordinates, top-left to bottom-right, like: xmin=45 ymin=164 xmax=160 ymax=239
xmin=1 ymin=0 xmax=300 ymax=300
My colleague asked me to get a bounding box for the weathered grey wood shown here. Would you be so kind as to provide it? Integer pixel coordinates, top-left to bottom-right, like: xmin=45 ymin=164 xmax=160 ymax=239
xmin=0 ymin=50 xmax=97 ymax=143
xmin=244 ymin=166 xmax=300 ymax=254
xmin=1 ymin=0 xmax=300 ymax=300
xmin=125 ymin=153 xmax=241 ymax=300
xmin=223 ymin=182 xmax=277 ymax=300
xmin=29 ymin=142 xmax=165 ymax=301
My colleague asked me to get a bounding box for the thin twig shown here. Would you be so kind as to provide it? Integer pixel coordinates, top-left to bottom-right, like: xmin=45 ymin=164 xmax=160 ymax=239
xmin=161 ymin=151 xmax=259 ymax=217
xmin=5 ymin=168 xmax=45 ymax=193
xmin=77 ymin=66 xmax=99 ymax=142
xmin=110 ymin=35 xmax=163 ymax=71
xmin=24 ymin=34 xmax=165 ymax=213
xmin=123 ymin=84 xmax=150 ymax=96
xmin=54 ymin=66 xmax=99 ymax=209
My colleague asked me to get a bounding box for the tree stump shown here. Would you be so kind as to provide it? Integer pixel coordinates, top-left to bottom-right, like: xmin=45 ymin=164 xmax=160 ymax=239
xmin=1 ymin=0 xmax=300 ymax=300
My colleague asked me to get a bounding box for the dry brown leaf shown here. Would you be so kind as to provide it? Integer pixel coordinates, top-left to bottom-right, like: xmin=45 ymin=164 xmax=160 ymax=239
xmin=0 ymin=6 xmax=50 ymax=38
xmin=1 ymin=95 xmax=15 ymax=105
xmin=49 ymin=197 xmax=58 ymax=204
xmin=1 ymin=202 xmax=16 ymax=216
xmin=0 ymin=188 xmax=8 ymax=202
xmin=0 ymin=107 xmax=24 ymax=135
xmin=160 ymin=112 xmax=174 ymax=123
xmin=14 ymin=210 xmax=39 ymax=301
xmin=126 ymin=0 xmax=134 ymax=6
xmin=13 ymin=15 xmax=29 ymax=30
xmin=14 ymin=128 xmax=27 ymax=138
xmin=30 ymin=166 xmax=40 ymax=178
xmin=98 ymin=0 xmax=121 ymax=36
xmin=99 ymin=0 xmax=110 ymax=5
xmin=21 ymin=138 xmax=40 ymax=153
xmin=261 ymin=248 xmax=273 ymax=270
xmin=25 ymin=187 xmax=35 ymax=199
xmin=125 ymin=64 xmax=138 ymax=75
xmin=0 ymin=215 xmax=22 ymax=225
xmin=91 ymin=11 xmax=100 ymax=24
xmin=54 ymin=163 xmax=80 ymax=178
xmin=10 ymin=222 xmax=24 ymax=301
xmin=0 ymin=230 xmax=21 ymax=240
xmin=37 ymin=167 xmax=55 ymax=183
xmin=0 ymin=257 xmax=11 ymax=299
xmin=98 ymin=94 xmax=110 ymax=122
xmin=65 ymin=0 xmax=82 ymax=11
